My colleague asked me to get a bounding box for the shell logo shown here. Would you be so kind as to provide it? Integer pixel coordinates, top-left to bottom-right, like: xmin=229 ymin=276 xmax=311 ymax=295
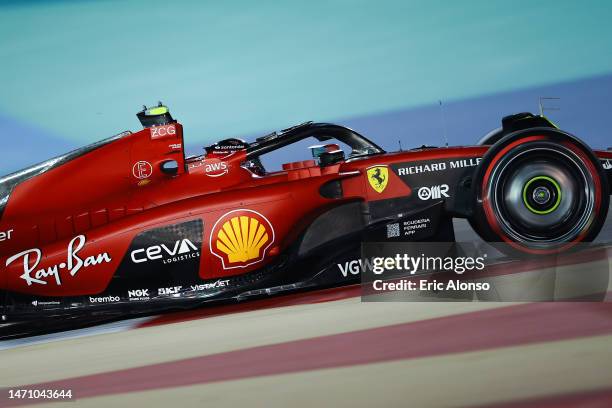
xmin=210 ymin=209 xmax=275 ymax=269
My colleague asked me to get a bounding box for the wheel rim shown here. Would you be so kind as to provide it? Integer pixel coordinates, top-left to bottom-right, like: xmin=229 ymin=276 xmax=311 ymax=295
xmin=521 ymin=175 xmax=562 ymax=215
xmin=487 ymin=144 xmax=596 ymax=244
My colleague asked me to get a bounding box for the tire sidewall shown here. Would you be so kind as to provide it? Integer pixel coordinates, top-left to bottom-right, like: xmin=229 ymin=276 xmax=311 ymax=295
xmin=471 ymin=127 xmax=609 ymax=250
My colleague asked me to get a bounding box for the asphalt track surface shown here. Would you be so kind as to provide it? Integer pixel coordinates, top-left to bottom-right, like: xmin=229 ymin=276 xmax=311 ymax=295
xmin=0 ymin=210 xmax=611 ymax=408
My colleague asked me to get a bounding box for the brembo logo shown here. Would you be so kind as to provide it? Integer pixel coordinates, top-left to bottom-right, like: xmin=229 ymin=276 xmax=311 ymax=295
xmin=89 ymin=296 xmax=120 ymax=304
xmin=130 ymin=239 xmax=199 ymax=264
xmin=418 ymin=185 xmax=450 ymax=200
xmin=5 ymin=235 xmax=112 ymax=286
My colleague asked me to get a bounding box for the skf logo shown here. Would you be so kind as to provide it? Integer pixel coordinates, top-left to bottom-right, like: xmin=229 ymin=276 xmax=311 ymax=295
xmin=158 ymin=286 xmax=182 ymax=295
xmin=603 ymin=160 xmax=612 ymax=170
xmin=210 ymin=209 xmax=275 ymax=269
xmin=418 ymin=184 xmax=450 ymax=200
xmin=367 ymin=165 xmax=389 ymax=193
xmin=151 ymin=124 xmax=176 ymax=139
xmin=132 ymin=161 xmax=153 ymax=180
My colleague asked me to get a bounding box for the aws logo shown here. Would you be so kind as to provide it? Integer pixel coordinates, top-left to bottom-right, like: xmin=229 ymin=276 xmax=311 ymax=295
xmin=205 ymin=160 xmax=228 ymax=177
xmin=367 ymin=165 xmax=389 ymax=193
xmin=210 ymin=209 xmax=275 ymax=269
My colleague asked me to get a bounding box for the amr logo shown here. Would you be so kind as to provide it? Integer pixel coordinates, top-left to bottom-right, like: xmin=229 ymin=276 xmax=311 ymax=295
xmin=367 ymin=165 xmax=389 ymax=193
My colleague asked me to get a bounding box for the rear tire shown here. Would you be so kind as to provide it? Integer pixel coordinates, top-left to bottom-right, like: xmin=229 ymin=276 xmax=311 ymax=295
xmin=470 ymin=128 xmax=609 ymax=253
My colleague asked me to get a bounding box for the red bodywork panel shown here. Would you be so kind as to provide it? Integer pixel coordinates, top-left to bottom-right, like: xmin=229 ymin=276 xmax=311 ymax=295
xmin=1 ymin=120 xmax=609 ymax=299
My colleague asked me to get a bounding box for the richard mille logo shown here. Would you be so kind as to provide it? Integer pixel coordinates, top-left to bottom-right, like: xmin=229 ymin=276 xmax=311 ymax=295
xmin=418 ymin=184 xmax=450 ymax=200
xmin=397 ymin=158 xmax=482 ymax=176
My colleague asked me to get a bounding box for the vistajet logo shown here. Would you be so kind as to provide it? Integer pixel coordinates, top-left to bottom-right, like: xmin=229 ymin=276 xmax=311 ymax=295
xmin=190 ymin=280 xmax=230 ymax=291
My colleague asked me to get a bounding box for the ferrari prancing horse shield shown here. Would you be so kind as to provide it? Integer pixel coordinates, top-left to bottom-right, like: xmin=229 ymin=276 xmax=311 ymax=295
xmin=367 ymin=165 xmax=389 ymax=193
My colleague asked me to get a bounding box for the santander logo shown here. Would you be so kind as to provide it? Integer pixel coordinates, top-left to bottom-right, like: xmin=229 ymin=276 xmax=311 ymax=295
xmin=5 ymin=235 xmax=112 ymax=286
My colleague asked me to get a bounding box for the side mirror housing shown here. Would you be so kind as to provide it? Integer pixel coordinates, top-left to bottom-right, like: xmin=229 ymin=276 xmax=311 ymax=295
xmin=319 ymin=150 xmax=345 ymax=166
xmin=160 ymin=160 xmax=179 ymax=176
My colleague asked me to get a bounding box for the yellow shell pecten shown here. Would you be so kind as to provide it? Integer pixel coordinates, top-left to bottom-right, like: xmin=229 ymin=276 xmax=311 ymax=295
xmin=216 ymin=216 xmax=269 ymax=263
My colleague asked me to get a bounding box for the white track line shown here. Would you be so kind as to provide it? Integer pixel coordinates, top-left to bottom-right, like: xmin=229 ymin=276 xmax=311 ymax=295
xmin=0 ymin=317 xmax=153 ymax=351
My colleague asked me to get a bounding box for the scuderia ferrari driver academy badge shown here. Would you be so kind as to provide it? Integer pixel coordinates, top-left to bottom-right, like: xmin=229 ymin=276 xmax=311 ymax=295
xmin=367 ymin=165 xmax=389 ymax=193
xmin=210 ymin=209 xmax=275 ymax=269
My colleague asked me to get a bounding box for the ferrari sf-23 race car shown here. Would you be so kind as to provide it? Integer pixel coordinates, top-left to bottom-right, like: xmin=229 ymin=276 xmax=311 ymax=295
xmin=0 ymin=105 xmax=611 ymax=332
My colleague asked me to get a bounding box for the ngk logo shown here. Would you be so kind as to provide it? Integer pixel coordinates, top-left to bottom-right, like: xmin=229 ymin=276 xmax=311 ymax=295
xmin=128 ymin=289 xmax=150 ymax=301
xmin=418 ymin=184 xmax=450 ymax=200
xmin=128 ymin=289 xmax=149 ymax=298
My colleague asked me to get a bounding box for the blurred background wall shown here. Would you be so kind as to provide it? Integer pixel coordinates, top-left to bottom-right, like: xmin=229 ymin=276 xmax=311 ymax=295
xmin=1 ymin=0 xmax=612 ymax=174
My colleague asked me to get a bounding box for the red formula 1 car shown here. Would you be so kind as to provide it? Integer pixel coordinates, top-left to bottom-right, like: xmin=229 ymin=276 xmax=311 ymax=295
xmin=0 ymin=105 xmax=610 ymax=335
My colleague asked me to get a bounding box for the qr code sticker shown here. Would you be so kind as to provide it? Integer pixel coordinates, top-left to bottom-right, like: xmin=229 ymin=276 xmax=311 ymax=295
xmin=386 ymin=223 xmax=400 ymax=238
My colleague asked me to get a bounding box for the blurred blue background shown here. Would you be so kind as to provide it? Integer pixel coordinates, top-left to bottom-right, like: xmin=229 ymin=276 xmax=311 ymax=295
xmin=1 ymin=0 xmax=612 ymax=174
